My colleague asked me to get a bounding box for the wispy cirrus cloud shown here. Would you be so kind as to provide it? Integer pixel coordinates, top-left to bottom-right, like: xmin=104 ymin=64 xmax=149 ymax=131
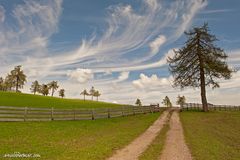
xmin=0 ymin=5 xmax=5 ymax=22
xmin=12 ymin=0 xmax=206 ymax=75
xmin=0 ymin=0 xmax=62 ymax=68
xmin=1 ymin=0 xmax=213 ymax=104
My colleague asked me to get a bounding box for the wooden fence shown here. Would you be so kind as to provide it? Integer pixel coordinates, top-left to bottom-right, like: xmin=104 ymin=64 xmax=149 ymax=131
xmin=0 ymin=106 xmax=164 ymax=122
xmin=181 ymin=103 xmax=240 ymax=111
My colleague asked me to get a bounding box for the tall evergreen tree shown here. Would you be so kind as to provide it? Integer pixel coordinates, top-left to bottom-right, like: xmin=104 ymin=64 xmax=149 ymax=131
xmin=168 ymin=23 xmax=234 ymax=111
xmin=162 ymin=96 xmax=172 ymax=107
xmin=30 ymin=80 xmax=40 ymax=95
xmin=48 ymin=81 xmax=59 ymax=97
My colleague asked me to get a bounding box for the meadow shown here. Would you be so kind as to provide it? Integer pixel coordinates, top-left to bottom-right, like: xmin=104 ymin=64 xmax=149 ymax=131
xmin=0 ymin=91 xmax=122 ymax=109
xmin=0 ymin=112 xmax=161 ymax=160
xmin=180 ymin=111 xmax=240 ymax=160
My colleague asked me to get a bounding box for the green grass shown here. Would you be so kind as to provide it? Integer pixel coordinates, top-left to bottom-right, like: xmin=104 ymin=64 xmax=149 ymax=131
xmin=0 ymin=113 xmax=160 ymax=160
xmin=139 ymin=123 xmax=169 ymax=160
xmin=0 ymin=91 xmax=122 ymax=109
xmin=180 ymin=111 xmax=240 ymax=160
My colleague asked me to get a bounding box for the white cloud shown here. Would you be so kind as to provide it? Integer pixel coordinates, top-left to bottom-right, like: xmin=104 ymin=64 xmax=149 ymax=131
xmin=133 ymin=73 xmax=170 ymax=90
xmin=116 ymin=71 xmax=129 ymax=82
xmin=175 ymin=0 xmax=207 ymax=38
xmin=67 ymin=69 xmax=93 ymax=83
xmin=0 ymin=5 xmax=5 ymax=22
xmin=0 ymin=0 xmax=63 ymax=62
xmin=149 ymin=35 xmax=166 ymax=55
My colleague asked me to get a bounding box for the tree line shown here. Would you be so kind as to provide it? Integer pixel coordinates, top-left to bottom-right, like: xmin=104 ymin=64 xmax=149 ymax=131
xmin=135 ymin=95 xmax=186 ymax=107
xmin=0 ymin=66 xmax=101 ymax=101
xmin=80 ymin=86 xmax=101 ymax=101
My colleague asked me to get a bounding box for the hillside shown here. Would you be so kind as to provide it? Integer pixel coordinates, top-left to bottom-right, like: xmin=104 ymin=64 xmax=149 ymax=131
xmin=0 ymin=91 xmax=123 ymax=109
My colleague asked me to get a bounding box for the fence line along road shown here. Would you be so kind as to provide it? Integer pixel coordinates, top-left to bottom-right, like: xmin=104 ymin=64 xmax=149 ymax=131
xmin=181 ymin=103 xmax=240 ymax=111
xmin=0 ymin=106 xmax=164 ymax=122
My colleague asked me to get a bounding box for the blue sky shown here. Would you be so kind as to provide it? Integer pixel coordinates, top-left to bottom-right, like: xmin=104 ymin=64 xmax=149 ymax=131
xmin=0 ymin=0 xmax=240 ymax=105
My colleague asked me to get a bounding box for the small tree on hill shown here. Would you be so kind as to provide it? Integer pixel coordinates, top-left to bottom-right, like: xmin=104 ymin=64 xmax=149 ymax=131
xmin=30 ymin=80 xmax=40 ymax=95
xmin=8 ymin=65 xmax=27 ymax=92
xmin=135 ymin=98 xmax=142 ymax=106
xmin=0 ymin=77 xmax=4 ymax=91
xmin=80 ymin=89 xmax=89 ymax=101
xmin=59 ymin=89 xmax=65 ymax=98
xmin=176 ymin=95 xmax=186 ymax=108
xmin=48 ymin=81 xmax=59 ymax=97
xmin=40 ymin=84 xmax=49 ymax=96
xmin=162 ymin=96 xmax=172 ymax=107
xmin=168 ymin=23 xmax=234 ymax=112
xmin=89 ymin=86 xmax=95 ymax=101
xmin=93 ymin=90 xmax=101 ymax=101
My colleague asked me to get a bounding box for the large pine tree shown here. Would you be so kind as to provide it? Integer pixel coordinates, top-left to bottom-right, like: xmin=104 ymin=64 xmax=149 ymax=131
xmin=168 ymin=23 xmax=234 ymax=112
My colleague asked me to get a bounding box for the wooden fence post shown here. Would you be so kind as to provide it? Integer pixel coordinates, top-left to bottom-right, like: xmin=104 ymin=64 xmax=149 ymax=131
xmin=51 ymin=107 xmax=54 ymax=121
xmin=24 ymin=107 xmax=28 ymax=122
xmin=108 ymin=108 xmax=110 ymax=118
xmin=91 ymin=109 xmax=95 ymax=120
xmin=122 ymin=107 xmax=125 ymax=117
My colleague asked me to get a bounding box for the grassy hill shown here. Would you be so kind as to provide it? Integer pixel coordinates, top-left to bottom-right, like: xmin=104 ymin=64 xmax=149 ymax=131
xmin=0 ymin=91 xmax=123 ymax=109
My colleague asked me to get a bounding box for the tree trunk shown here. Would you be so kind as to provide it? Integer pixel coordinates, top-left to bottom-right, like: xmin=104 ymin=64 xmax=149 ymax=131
xmin=51 ymin=88 xmax=54 ymax=97
xmin=199 ymin=57 xmax=208 ymax=111
xmin=92 ymin=95 xmax=93 ymax=101
xmin=200 ymin=69 xmax=208 ymax=112
xmin=197 ymin=33 xmax=208 ymax=112
xmin=84 ymin=94 xmax=85 ymax=101
xmin=97 ymin=96 xmax=98 ymax=101
xmin=16 ymin=77 xmax=19 ymax=92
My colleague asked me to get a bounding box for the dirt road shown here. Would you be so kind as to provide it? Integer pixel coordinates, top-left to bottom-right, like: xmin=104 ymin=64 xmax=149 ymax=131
xmin=159 ymin=110 xmax=192 ymax=160
xmin=107 ymin=110 xmax=170 ymax=160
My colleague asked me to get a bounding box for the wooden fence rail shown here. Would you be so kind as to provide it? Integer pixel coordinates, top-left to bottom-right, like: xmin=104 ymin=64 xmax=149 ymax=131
xmin=0 ymin=106 xmax=164 ymax=122
xmin=181 ymin=103 xmax=240 ymax=111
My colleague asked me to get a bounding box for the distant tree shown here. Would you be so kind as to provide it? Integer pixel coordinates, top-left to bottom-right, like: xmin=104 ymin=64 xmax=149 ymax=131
xmin=5 ymin=74 xmax=15 ymax=91
xmin=135 ymin=98 xmax=142 ymax=106
xmin=48 ymin=81 xmax=59 ymax=97
xmin=89 ymin=86 xmax=95 ymax=101
xmin=168 ymin=23 xmax=234 ymax=112
xmin=40 ymin=84 xmax=49 ymax=96
xmin=9 ymin=65 xmax=27 ymax=92
xmin=30 ymin=80 xmax=40 ymax=95
xmin=176 ymin=95 xmax=186 ymax=108
xmin=93 ymin=90 xmax=101 ymax=101
xmin=0 ymin=77 xmax=4 ymax=91
xmin=80 ymin=89 xmax=89 ymax=101
xmin=59 ymin=89 xmax=65 ymax=98
xmin=162 ymin=96 xmax=172 ymax=107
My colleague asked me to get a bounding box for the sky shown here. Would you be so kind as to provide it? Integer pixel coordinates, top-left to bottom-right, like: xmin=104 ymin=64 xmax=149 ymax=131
xmin=0 ymin=0 xmax=240 ymax=105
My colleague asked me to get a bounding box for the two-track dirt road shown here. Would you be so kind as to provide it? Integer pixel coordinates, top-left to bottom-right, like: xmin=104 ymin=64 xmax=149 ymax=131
xmin=108 ymin=109 xmax=192 ymax=160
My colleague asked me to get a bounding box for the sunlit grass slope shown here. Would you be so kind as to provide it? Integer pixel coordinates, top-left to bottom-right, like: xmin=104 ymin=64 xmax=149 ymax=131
xmin=180 ymin=111 xmax=240 ymax=160
xmin=0 ymin=91 xmax=123 ymax=109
